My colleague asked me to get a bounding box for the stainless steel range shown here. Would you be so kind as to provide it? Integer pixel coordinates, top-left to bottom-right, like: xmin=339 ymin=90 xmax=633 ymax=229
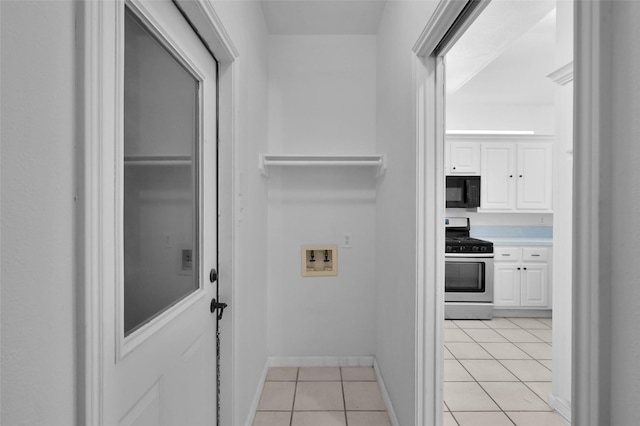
xmin=445 ymin=218 xmax=495 ymax=320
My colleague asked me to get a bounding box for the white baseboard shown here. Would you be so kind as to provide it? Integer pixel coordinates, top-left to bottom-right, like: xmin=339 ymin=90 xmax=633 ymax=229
xmin=243 ymin=356 xmax=399 ymax=426
xmin=243 ymin=360 xmax=270 ymax=426
xmin=373 ymin=358 xmax=400 ymax=426
xmin=268 ymin=356 xmax=374 ymax=367
xmin=548 ymin=393 xmax=572 ymax=424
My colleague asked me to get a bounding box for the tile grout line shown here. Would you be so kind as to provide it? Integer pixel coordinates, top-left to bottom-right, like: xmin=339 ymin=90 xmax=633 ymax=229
xmin=446 ymin=318 xmax=554 ymax=425
xmin=340 ymin=368 xmax=349 ymax=426
xmin=289 ymin=368 xmax=299 ymax=426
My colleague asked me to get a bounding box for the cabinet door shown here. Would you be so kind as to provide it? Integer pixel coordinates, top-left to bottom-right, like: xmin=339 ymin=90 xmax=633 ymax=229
xmin=520 ymin=264 xmax=549 ymax=307
xmin=481 ymin=144 xmax=516 ymax=210
xmin=448 ymin=142 xmax=480 ymax=175
xmin=517 ymin=143 xmax=552 ymax=210
xmin=494 ymin=264 xmax=521 ymax=307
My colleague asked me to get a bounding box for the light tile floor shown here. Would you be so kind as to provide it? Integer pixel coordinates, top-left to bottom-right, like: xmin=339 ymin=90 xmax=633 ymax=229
xmin=444 ymin=317 xmax=569 ymax=426
xmin=253 ymin=367 xmax=391 ymax=426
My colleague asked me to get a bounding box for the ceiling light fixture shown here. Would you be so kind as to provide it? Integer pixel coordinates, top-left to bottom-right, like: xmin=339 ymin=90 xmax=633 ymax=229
xmin=446 ymin=130 xmax=535 ymax=135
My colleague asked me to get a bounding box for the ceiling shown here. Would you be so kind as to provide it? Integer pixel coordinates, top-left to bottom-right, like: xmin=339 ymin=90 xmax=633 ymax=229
xmin=260 ymin=0 xmax=387 ymax=35
xmin=446 ymin=0 xmax=557 ymax=106
xmin=259 ymin=0 xmax=557 ymax=106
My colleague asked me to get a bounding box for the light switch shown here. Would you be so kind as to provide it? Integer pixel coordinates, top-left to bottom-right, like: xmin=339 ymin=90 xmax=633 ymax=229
xmin=302 ymin=245 xmax=337 ymax=277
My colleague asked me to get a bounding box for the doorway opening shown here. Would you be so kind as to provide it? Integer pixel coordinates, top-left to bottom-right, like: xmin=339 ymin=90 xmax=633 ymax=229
xmin=413 ymin=0 xmax=574 ymax=424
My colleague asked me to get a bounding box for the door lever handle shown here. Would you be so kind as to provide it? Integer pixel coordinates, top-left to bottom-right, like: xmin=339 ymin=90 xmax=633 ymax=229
xmin=210 ymin=298 xmax=227 ymax=320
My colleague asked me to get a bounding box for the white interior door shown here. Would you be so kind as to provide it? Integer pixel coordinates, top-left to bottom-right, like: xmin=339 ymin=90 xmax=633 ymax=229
xmin=103 ymin=1 xmax=218 ymax=424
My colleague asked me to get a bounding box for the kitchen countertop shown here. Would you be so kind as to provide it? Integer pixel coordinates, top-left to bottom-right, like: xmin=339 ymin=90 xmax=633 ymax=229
xmin=482 ymin=237 xmax=553 ymax=246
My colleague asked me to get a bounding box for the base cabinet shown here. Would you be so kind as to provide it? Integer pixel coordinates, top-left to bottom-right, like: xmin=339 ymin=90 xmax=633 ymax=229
xmin=493 ymin=246 xmax=551 ymax=309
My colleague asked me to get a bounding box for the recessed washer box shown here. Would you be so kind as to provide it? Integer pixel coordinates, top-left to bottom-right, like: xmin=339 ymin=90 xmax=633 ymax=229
xmin=302 ymin=245 xmax=337 ymax=277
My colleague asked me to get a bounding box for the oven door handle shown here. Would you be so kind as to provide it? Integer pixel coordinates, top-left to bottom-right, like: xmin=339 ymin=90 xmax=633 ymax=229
xmin=445 ymin=253 xmax=495 ymax=258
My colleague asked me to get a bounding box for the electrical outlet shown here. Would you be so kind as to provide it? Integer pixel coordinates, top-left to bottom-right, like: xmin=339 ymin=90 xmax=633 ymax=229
xmin=181 ymin=249 xmax=193 ymax=272
xmin=342 ymin=233 xmax=352 ymax=249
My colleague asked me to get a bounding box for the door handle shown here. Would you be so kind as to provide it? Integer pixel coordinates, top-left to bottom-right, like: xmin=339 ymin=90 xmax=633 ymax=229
xmin=209 ymin=268 xmax=218 ymax=283
xmin=210 ymin=298 xmax=227 ymax=320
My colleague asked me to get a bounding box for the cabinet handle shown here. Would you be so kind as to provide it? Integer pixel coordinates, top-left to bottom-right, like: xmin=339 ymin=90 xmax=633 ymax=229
xmin=509 ymin=175 xmax=513 ymax=178
xmin=517 ymin=267 xmax=521 ymax=270
xmin=501 ymin=254 xmax=511 ymax=257
xmin=523 ymin=267 xmax=527 ymax=270
xmin=519 ymin=174 xmax=523 ymax=178
xmin=453 ymin=166 xmax=456 ymax=170
xmin=531 ymin=254 xmax=541 ymax=257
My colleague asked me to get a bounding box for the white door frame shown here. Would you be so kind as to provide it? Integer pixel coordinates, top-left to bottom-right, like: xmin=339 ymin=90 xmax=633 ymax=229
xmin=413 ymin=0 xmax=604 ymax=424
xmin=79 ymin=1 xmax=238 ymax=424
xmin=412 ymin=2 xmax=469 ymax=424
xmin=572 ymin=0 xmax=610 ymax=424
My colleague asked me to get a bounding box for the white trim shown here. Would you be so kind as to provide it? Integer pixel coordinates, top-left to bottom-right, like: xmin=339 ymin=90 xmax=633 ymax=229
xmin=373 ymin=359 xmax=400 ymax=426
xmin=547 ymin=61 xmax=574 ymax=86
xmin=445 ymin=134 xmax=554 ymax=142
xmin=412 ymin=2 xmax=499 ymax=425
xmin=413 ymin=36 xmax=447 ymax=426
xmin=174 ymin=0 xmax=239 ymax=63
xmin=268 ymin=356 xmax=375 ymax=368
xmin=175 ymin=2 xmax=239 ymax=425
xmin=243 ymin=360 xmax=269 ymax=426
xmin=413 ymin=0 xmax=470 ymax=56
xmin=549 ymin=393 xmax=572 ymax=424
xmin=573 ymin=0 xmax=609 ymax=424
xmin=217 ymin=58 xmax=238 ymax=426
xmin=81 ymin=0 xmax=111 ymax=423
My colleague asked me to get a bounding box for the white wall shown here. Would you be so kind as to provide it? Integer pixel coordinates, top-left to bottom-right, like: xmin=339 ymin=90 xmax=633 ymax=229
xmin=1 ymin=1 xmax=77 ymax=424
xmin=267 ymin=35 xmax=378 ymax=357
xmin=209 ymin=2 xmax=270 ymax=425
xmin=608 ymin=2 xmax=640 ymax=423
xmin=375 ymin=2 xmax=438 ymax=425
xmin=446 ymin=210 xmax=553 ymax=227
xmin=446 ymin=103 xmax=555 ymax=135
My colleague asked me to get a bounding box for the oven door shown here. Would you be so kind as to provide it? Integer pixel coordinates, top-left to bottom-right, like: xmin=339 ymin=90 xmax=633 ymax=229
xmin=445 ymin=254 xmax=494 ymax=303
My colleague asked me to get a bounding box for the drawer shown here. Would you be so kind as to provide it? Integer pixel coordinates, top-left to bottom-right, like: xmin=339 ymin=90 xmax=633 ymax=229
xmin=522 ymin=247 xmax=549 ymax=262
xmin=494 ymin=247 xmax=520 ymax=261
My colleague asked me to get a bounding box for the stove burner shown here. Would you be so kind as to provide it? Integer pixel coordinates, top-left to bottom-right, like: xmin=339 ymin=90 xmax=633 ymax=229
xmin=445 ymin=237 xmax=494 ymax=253
xmin=445 ymin=220 xmax=494 ymax=254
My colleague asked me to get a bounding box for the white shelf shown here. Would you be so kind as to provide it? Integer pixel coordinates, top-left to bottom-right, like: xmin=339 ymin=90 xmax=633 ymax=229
xmin=259 ymin=154 xmax=386 ymax=177
xmin=124 ymin=156 xmax=192 ymax=166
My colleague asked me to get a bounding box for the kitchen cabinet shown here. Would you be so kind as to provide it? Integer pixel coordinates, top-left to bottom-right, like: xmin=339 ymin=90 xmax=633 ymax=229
xmin=480 ymin=142 xmax=553 ymax=212
xmin=493 ymin=246 xmax=551 ymax=309
xmin=446 ymin=141 xmax=480 ymax=175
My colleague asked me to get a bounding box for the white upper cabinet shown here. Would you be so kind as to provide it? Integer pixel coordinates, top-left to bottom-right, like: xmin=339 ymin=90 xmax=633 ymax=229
xmin=447 ymin=141 xmax=481 ymax=175
xmin=480 ymin=139 xmax=553 ymax=212
xmin=480 ymin=143 xmax=517 ymax=210
xmin=516 ymin=143 xmax=553 ymax=211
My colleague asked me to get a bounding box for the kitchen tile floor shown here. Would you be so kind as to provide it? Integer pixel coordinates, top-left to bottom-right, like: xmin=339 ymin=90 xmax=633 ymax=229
xmin=253 ymin=367 xmax=391 ymax=426
xmin=444 ymin=317 xmax=569 ymax=426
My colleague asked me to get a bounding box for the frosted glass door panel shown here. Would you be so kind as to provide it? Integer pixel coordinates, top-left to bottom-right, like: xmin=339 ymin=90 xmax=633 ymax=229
xmin=124 ymin=8 xmax=199 ymax=336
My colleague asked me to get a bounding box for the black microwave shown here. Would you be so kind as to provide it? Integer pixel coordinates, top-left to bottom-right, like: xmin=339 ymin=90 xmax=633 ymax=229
xmin=446 ymin=176 xmax=481 ymax=208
